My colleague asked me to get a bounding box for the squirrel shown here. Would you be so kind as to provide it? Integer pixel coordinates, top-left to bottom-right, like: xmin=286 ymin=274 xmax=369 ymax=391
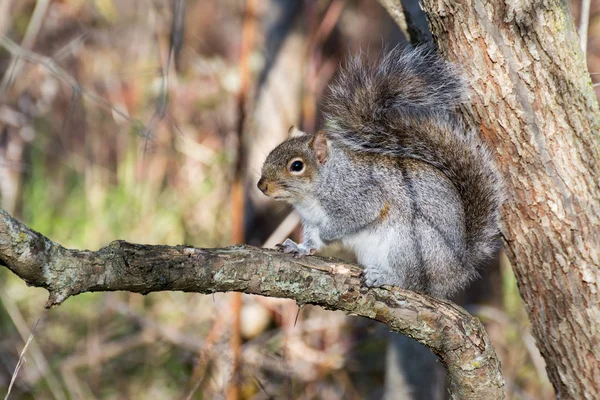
xmin=257 ymin=46 xmax=503 ymax=298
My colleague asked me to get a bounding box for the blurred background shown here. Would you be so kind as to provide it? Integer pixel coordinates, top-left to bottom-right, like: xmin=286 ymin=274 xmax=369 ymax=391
xmin=0 ymin=0 xmax=597 ymax=399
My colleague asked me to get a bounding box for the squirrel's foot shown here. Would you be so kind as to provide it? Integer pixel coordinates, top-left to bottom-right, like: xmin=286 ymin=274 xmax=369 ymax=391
xmin=276 ymin=238 xmax=315 ymax=258
xmin=362 ymin=265 xmax=390 ymax=287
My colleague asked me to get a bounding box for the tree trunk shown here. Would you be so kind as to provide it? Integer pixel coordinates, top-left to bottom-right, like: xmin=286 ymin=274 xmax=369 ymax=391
xmin=419 ymin=0 xmax=600 ymax=398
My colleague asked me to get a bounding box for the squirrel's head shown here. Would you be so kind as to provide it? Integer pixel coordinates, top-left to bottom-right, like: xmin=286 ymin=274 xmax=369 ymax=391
xmin=257 ymin=126 xmax=329 ymax=203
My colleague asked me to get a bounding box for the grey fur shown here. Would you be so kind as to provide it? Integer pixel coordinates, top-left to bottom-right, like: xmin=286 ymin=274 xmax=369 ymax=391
xmin=259 ymin=46 xmax=503 ymax=298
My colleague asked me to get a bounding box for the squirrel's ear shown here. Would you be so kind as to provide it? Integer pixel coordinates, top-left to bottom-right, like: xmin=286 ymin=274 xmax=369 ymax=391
xmin=288 ymin=125 xmax=306 ymax=138
xmin=310 ymin=130 xmax=329 ymax=164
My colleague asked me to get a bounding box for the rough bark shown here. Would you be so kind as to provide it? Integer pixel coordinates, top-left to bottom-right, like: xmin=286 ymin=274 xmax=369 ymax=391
xmin=418 ymin=0 xmax=600 ymax=398
xmin=0 ymin=208 xmax=503 ymax=399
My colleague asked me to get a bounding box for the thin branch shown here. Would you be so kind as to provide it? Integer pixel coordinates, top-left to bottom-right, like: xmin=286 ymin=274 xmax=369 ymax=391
xmin=262 ymin=212 xmax=301 ymax=248
xmin=377 ymin=0 xmax=432 ymax=44
xmin=3 ymin=309 xmax=49 ymax=400
xmin=0 ymin=0 xmax=16 ymax=37
xmin=228 ymin=0 xmax=259 ymax=397
xmin=0 ymin=298 xmax=65 ymax=400
xmin=579 ymin=0 xmax=591 ymax=57
xmin=0 ymin=36 xmax=132 ymax=124
xmin=377 ymin=0 xmax=411 ymax=42
xmin=0 ymin=0 xmax=51 ymax=93
xmin=0 ymin=208 xmax=505 ymax=399
xmin=0 ymin=36 xmax=163 ymax=142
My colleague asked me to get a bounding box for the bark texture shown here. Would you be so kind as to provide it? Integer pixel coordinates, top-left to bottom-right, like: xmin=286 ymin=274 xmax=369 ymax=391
xmin=0 ymin=208 xmax=503 ymax=399
xmin=419 ymin=0 xmax=600 ymax=398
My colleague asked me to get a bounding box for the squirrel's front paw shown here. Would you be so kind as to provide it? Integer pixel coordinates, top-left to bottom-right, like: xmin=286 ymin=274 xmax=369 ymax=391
xmin=276 ymin=238 xmax=315 ymax=258
xmin=362 ymin=265 xmax=390 ymax=287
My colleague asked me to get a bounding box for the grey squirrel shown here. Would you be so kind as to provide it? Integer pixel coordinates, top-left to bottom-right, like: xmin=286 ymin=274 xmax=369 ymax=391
xmin=257 ymin=46 xmax=503 ymax=298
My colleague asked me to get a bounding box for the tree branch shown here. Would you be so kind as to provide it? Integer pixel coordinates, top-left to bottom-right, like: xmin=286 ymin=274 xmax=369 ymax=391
xmin=0 ymin=208 xmax=505 ymax=399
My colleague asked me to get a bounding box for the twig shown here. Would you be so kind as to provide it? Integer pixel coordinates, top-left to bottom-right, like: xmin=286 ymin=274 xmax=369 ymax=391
xmin=0 ymin=0 xmax=15 ymax=37
xmin=228 ymin=0 xmax=258 ymax=398
xmin=377 ymin=0 xmax=432 ymax=44
xmin=112 ymin=302 xmax=205 ymax=353
xmin=302 ymin=0 xmax=345 ymax=132
xmin=311 ymin=0 xmax=345 ymax=48
xmin=140 ymin=1 xmax=176 ymax=154
xmin=0 ymin=36 xmax=164 ymax=142
xmin=579 ymin=0 xmax=591 ymax=57
xmin=170 ymin=0 xmax=187 ymax=70
xmin=60 ymin=330 xmax=156 ymax=399
xmin=471 ymin=304 xmax=549 ymax=387
xmin=377 ymin=0 xmax=411 ymax=42
xmin=262 ymin=212 xmax=301 ymax=248
xmin=184 ymin=315 xmax=228 ymax=400
xmin=0 ymin=36 xmax=133 ymax=125
xmin=0 ymin=295 xmax=65 ymax=400
xmin=184 ymin=213 xmax=299 ymax=398
xmin=52 ymin=33 xmax=88 ymax=62
xmin=0 ymin=0 xmax=51 ymax=94
xmin=3 ymin=309 xmax=49 ymax=400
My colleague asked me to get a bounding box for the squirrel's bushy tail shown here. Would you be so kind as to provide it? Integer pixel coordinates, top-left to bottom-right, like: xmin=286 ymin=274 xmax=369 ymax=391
xmin=325 ymin=46 xmax=503 ymax=274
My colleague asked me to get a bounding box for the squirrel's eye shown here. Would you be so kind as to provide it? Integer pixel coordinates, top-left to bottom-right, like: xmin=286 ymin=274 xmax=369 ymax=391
xmin=288 ymin=159 xmax=304 ymax=174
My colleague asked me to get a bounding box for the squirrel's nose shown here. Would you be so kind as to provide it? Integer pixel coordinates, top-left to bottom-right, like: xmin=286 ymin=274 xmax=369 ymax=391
xmin=257 ymin=177 xmax=268 ymax=193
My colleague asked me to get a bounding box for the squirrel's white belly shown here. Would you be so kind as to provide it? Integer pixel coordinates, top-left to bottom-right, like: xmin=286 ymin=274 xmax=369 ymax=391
xmin=342 ymin=228 xmax=392 ymax=271
xmin=293 ymin=200 xmax=330 ymax=226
